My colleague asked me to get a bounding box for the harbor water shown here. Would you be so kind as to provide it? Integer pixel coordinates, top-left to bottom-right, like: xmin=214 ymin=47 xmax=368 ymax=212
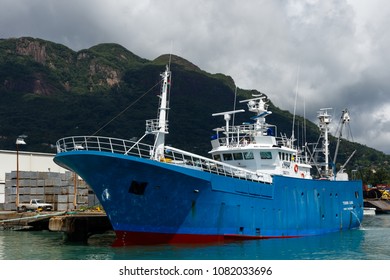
xmin=0 ymin=214 xmax=389 ymax=260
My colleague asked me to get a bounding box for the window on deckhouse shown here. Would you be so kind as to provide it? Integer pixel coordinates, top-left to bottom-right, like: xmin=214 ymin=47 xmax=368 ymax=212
xmin=260 ymin=151 xmax=272 ymax=160
xmin=243 ymin=151 xmax=254 ymax=160
xmin=223 ymin=153 xmax=233 ymax=161
xmin=213 ymin=154 xmax=221 ymax=161
xmin=233 ymin=153 xmax=243 ymax=160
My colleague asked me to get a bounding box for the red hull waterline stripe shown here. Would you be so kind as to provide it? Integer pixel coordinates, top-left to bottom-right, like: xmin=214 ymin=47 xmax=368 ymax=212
xmin=112 ymin=230 xmax=301 ymax=246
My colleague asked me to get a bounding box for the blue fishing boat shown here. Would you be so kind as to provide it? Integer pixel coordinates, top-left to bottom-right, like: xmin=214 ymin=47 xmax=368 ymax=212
xmin=54 ymin=65 xmax=363 ymax=245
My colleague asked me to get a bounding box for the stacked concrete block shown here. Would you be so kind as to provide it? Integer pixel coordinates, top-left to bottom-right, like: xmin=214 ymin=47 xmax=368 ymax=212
xmin=2 ymin=171 xmax=98 ymax=211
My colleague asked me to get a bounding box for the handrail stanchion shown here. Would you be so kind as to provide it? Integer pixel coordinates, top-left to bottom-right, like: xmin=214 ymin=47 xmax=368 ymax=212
xmin=96 ymin=137 xmax=101 ymax=151
xmin=84 ymin=136 xmax=88 ymax=150
xmin=122 ymin=140 xmax=127 ymax=154
xmin=109 ymin=138 xmax=113 ymax=153
xmin=72 ymin=137 xmax=76 ymax=151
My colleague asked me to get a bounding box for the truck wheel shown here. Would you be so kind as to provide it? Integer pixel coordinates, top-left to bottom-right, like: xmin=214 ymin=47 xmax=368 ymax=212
xmin=21 ymin=206 xmax=27 ymax=212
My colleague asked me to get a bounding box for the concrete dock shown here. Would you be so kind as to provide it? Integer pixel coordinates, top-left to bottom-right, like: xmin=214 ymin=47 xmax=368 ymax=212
xmin=0 ymin=210 xmax=112 ymax=243
xmin=49 ymin=212 xmax=112 ymax=242
xmin=0 ymin=210 xmax=65 ymax=230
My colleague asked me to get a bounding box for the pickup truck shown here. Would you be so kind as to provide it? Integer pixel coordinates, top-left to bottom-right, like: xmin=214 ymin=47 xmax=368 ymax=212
xmin=19 ymin=199 xmax=53 ymax=212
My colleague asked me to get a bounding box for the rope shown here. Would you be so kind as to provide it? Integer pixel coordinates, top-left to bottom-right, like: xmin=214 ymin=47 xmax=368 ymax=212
xmin=92 ymin=79 xmax=162 ymax=136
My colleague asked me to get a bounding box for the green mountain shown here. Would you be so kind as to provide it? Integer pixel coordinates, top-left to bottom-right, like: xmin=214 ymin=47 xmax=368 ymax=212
xmin=0 ymin=37 xmax=389 ymax=185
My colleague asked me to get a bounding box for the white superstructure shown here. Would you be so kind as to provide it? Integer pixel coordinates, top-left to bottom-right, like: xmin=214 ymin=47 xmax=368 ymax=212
xmin=209 ymin=95 xmax=312 ymax=179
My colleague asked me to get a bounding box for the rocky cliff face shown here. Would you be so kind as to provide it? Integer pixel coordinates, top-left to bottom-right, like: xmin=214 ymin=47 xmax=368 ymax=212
xmin=0 ymin=37 xmax=129 ymax=95
xmin=16 ymin=38 xmax=48 ymax=65
xmin=88 ymin=60 xmax=120 ymax=89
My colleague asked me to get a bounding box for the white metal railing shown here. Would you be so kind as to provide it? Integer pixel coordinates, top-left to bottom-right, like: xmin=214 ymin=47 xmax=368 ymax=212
xmin=211 ymin=123 xmax=285 ymax=148
xmin=146 ymin=119 xmax=168 ymax=133
xmin=211 ymin=135 xmax=286 ymax=148
xmin=56 ymin=136 xmax=273 ymax=184
xmin=56 ymin=136 xmax=154 ymax=159
xmin=162 ymin=146 xmax=273 ymax=183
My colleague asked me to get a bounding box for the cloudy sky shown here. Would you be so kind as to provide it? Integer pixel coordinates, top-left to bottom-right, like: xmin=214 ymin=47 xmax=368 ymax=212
xmin=1 ymin=0 xmax=390 ymax=154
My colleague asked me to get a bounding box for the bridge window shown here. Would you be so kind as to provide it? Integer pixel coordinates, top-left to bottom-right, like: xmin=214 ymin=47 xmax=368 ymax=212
xmin=260 ymin=151 xmax=272 ymax=159
xmin=213 ymin=154 xmax=221 ymax=161
xmin=233 ymin=152 xmax=243 ymax=160
xmin=243 ymin=151 xmax=254 ymax=160
xmin=223 ymin=153 xmax=233 ymax=161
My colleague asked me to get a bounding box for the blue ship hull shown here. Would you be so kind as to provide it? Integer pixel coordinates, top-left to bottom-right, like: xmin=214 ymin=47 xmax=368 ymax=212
xmin=54 ymin=150 xmax=364 ymax=245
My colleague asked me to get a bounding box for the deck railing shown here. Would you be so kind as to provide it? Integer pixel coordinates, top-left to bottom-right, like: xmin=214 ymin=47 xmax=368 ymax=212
xmin=162 ymin=146 xmax=273 ymax=183
xmin=56 ymin=136 xmax=153 ymax=158
xmin=56 ymin=136 xmax=273 ymax=184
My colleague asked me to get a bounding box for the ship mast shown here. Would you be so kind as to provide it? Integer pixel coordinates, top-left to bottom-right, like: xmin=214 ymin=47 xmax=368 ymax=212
xmin=317 ymin=108 xmax=332 ymax=177
xmin=148 ymin=65 xmax=171 ymax=161
xmin=333 ymin=109 xmax=350 ymax=164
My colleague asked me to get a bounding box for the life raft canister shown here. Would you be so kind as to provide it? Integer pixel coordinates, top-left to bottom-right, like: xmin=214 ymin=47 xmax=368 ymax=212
xmin=294 ymin=164 xmax=298 ymax=173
